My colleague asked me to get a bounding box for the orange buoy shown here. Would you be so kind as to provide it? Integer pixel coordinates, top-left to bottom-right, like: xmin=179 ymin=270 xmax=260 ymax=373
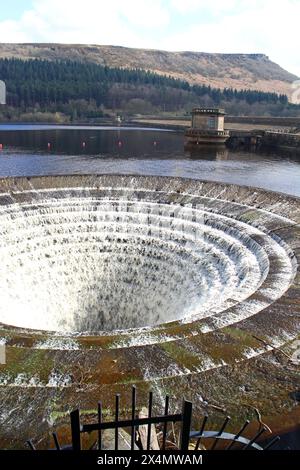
xmin=47 ymin=143 xmax=51 ymax=149
xmin=0 ymin=144 xmax=3 ymax=150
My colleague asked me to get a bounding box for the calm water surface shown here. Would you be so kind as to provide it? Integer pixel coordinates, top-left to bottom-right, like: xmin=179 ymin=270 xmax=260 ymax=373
xmin=0 ymin=124 xmax=299 ymax=197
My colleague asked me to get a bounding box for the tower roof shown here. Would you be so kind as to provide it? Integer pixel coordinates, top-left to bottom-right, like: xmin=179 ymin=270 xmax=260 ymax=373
xmin=192 ymin=108 xmax=226 ymax=115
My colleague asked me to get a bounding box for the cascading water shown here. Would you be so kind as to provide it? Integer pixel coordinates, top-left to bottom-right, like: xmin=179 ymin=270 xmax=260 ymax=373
xmin=0 ymin=175 xmax=299 ymax=450
xmin=0 ymin=176 xmax=296 ymax=334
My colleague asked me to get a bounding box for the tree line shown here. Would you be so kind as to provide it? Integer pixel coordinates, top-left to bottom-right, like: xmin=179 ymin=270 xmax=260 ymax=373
xmin=0 ymin=58 xmax=295 ymax=121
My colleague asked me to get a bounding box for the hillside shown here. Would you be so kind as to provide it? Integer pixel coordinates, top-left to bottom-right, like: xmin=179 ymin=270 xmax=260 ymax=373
xmin=1 ymin=57 xmax=294 ymax=123
xmin=0 ymin=43 xmax=298 ymax=98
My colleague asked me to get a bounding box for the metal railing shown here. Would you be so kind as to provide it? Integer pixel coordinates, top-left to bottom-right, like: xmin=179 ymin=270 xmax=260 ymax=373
xmin=27 ymin=387 xmax=280 ymax=451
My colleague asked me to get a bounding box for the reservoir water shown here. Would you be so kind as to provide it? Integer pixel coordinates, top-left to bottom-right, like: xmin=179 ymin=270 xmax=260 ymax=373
xmin=0 ymin=124 xmax=299 ymax=197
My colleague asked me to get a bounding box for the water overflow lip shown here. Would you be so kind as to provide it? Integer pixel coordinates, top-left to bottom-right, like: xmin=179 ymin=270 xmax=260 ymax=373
xmin=0 ymin=175 xmax=299 ymax=448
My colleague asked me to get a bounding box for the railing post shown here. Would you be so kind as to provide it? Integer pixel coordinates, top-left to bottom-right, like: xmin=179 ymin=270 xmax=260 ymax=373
xmin=52 ymin=432 xmax=61 ymax=450
xmin=70 ymin=409 xmax=81 ymax=451
xmin=115 ymin=394 xmax=120 ymax=451
xmin=131 ymin=386 xmax=136 ymax=451
xmin=180 ymin=400 xmax=192 ymax=451
xmin=98 ymin=402 xmax=102 ymax=451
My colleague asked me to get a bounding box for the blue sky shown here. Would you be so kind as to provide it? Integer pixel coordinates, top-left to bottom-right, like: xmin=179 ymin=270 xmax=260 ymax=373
xmin=0 ymin=0 xmax=299 ymax=77
xmin=0 ymin=1 xmax=33 ymax=21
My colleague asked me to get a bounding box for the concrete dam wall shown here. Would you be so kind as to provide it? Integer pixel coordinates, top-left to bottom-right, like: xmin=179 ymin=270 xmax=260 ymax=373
xmin=262 ymin=131 xmax=300 ymax=151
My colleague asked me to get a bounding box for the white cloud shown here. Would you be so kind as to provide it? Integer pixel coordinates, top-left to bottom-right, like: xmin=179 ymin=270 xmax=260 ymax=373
xmin=165 ymin=0 xmax=300 ymax=77
xmin=0 ymin=20 xmax=28 ymax=42
xmin=119 ymin=0 xmax=170 ymax=29
xmin=0 ymin=0 xmax=299 ymax=76
xmin=0 ymin=0 xmax=170 ymax=45
xmin=170 ymin=0 xmax=239 ymax=15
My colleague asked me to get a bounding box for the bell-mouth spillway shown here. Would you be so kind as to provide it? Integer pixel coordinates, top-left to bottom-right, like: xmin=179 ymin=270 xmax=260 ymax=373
xmin=0 ymin=175 xmax=299 ymax=449
xmin=0 ymin=175 xmax=298 ymax=338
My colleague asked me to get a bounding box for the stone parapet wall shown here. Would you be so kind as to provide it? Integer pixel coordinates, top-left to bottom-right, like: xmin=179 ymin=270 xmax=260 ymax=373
xmin=262 ymin=131 xmax=300 ymax=149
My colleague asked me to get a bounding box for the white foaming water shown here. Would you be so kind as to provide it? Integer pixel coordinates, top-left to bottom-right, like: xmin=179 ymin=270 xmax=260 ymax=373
xmin=0 ymin=188 xmax=294 ymax=334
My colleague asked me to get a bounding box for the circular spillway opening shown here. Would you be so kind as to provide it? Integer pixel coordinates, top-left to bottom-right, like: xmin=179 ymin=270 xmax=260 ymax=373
xmin=0 ymin=177 xmax=296 ymax=334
